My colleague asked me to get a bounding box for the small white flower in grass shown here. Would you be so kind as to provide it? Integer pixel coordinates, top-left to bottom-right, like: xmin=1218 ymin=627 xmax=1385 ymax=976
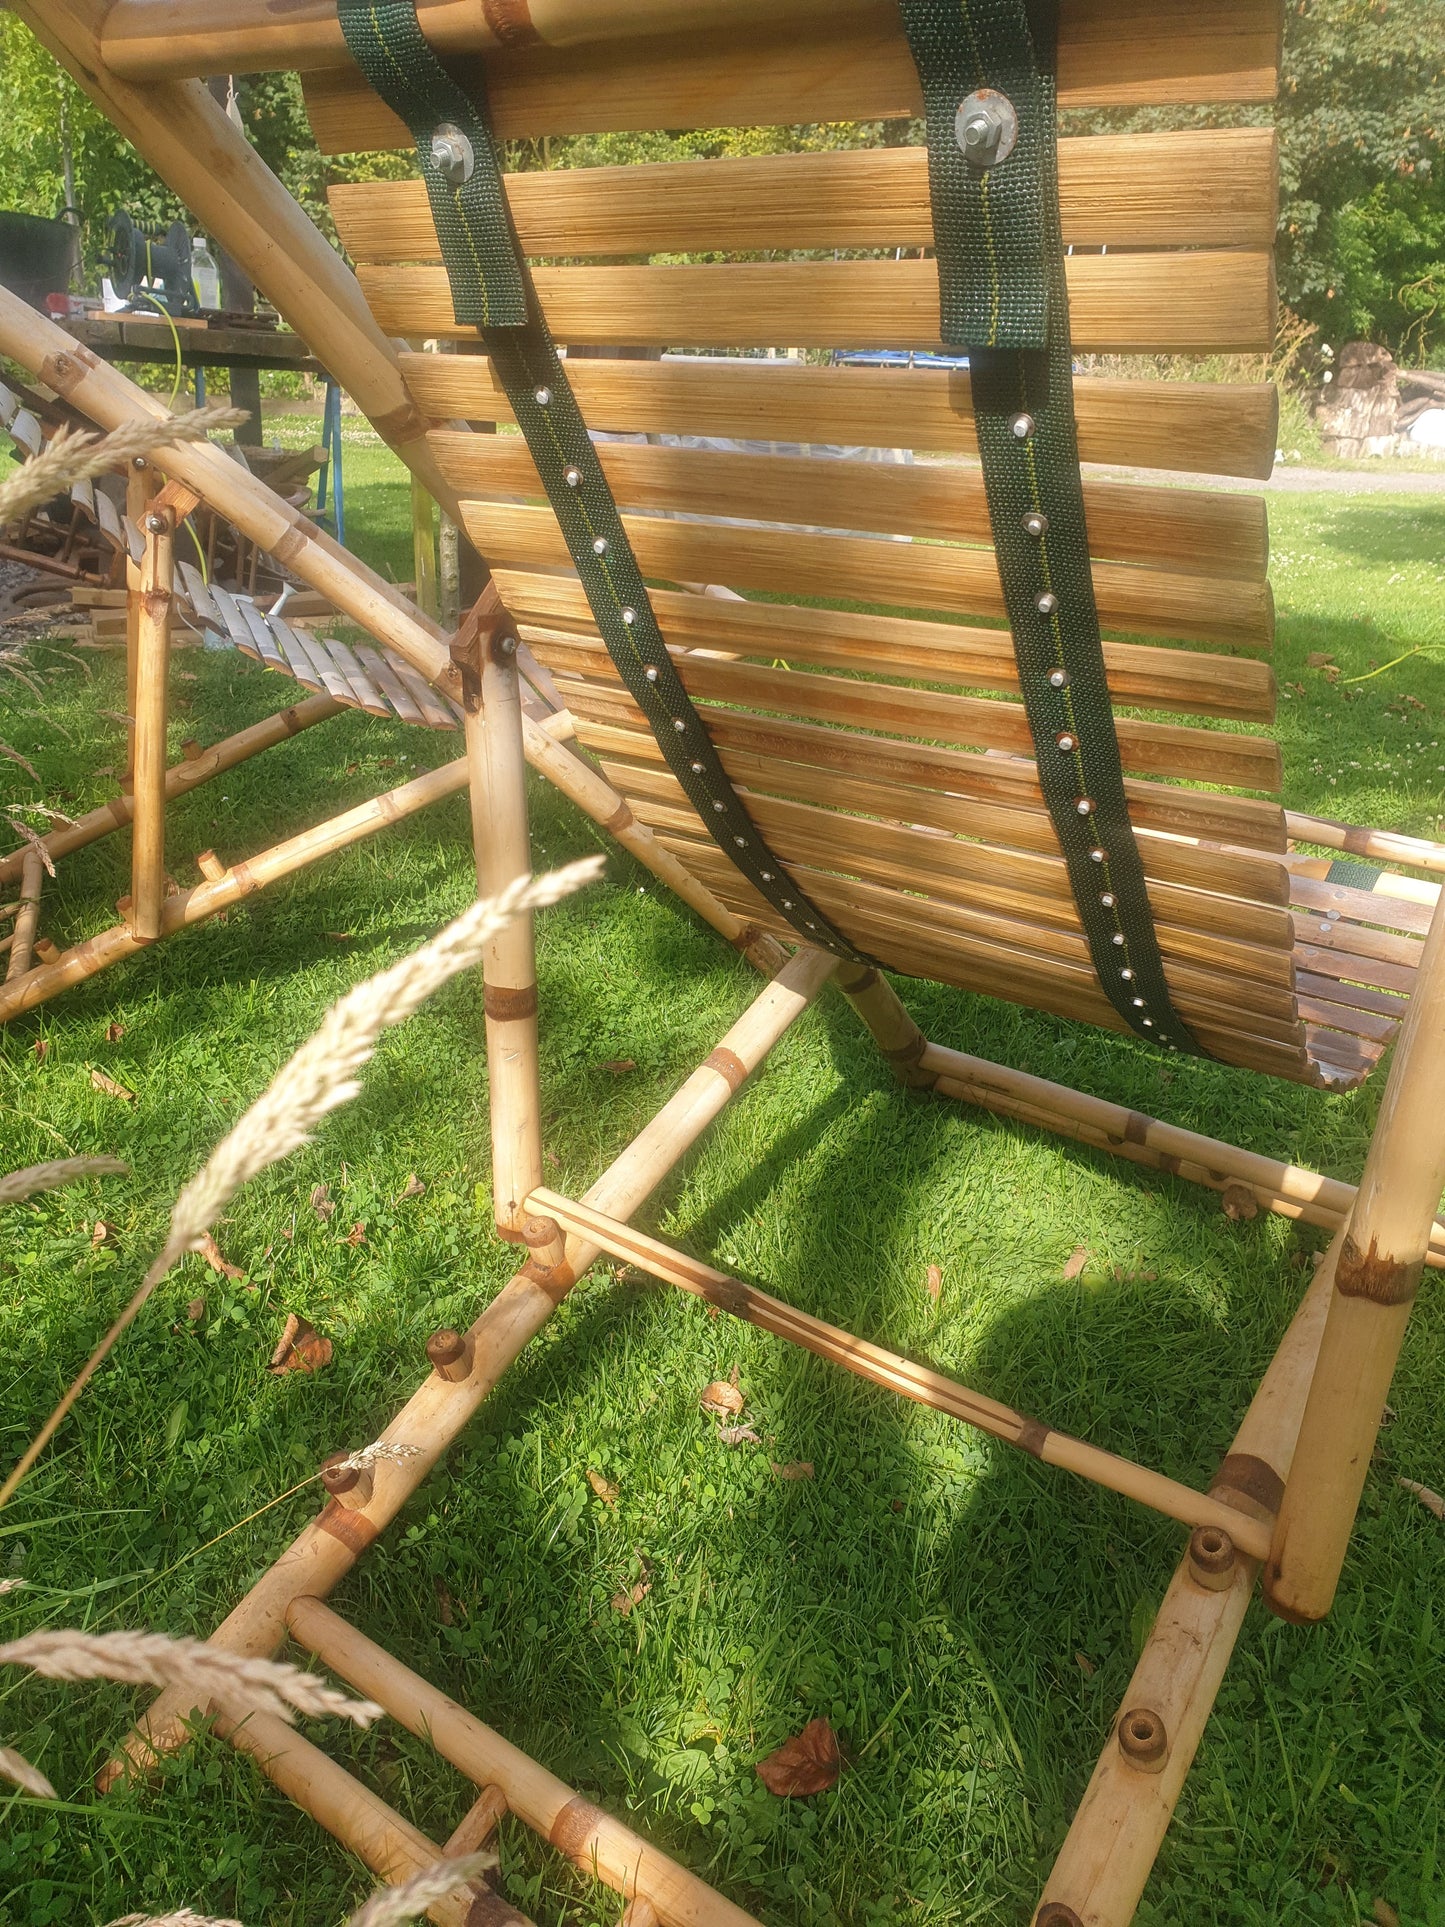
xmin=346 ymin=1852 xmax=499 ymax=1927
xmin=0 ymin=1743 xmax=56 ymax=1799
xmin=0 ymin=1630 xmax=383 ymax=1728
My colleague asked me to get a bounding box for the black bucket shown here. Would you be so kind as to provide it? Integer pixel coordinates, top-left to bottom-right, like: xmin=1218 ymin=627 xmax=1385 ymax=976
xmin=0 ymin=210 xmax=79 ymax=309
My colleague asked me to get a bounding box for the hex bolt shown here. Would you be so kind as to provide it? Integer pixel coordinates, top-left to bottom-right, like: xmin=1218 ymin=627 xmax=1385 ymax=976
xmin=954 ymin=88 xmax=1020 ymax=171
xmin=430 ymin=122 xmax=475 ymax=187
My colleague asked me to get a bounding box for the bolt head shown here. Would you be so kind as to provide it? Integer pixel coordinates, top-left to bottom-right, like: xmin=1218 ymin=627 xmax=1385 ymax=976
xmin=954 ymin=88 xmax=1019 ymax=170
xmin=497 ymin=634 xmax=517 ymax=656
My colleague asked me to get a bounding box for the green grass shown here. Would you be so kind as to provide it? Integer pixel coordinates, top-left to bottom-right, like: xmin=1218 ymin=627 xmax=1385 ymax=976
xmin=1 ymin=450 xmax=1444 ymax=1927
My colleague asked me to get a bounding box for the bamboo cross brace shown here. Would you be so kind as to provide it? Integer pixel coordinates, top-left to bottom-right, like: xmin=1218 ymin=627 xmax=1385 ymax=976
xmin=287 ymin=1596 xmax=765 ymax=1927
xmin=525 ymin=1186 xmax=1274 ymax=1560
xmin=100 ymin=948 xmax=837 ymax=1785
xmin=3 ymin=850 xmax=44 ymax=984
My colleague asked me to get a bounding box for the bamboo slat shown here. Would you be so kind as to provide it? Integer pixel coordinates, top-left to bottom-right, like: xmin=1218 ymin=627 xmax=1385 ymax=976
xmin=526 ymin=631 xmax=1280 ymax=790
xmin=363 ymin=253 xmax=1277 ymax=357
xmin=463 ymin=504 xmax=1275 ymax=654
xmin=302 ymin=0 xmax=1282 ymax=151
xmin=499 ymin=573 xmax=1275 ymax=724
xmin=330 ymin=129 xmax=1278 ymax=262
xmin=400 ymin=353 xmax=1279 ymax=482
xmin=435 ymin=435 xmax=1269 ymax=585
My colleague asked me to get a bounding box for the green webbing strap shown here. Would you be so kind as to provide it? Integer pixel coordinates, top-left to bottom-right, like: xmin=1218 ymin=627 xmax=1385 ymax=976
xmin=337 ymin=0 xmax=868 ymax=966
xmin=897 ymin=0 xmax=1204 ymax=1055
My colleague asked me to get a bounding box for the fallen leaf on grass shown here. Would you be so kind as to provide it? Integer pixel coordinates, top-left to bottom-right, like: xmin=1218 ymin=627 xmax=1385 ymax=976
xmin=1373 ymin=1900 xmax=1401 ymax=1927
xmin=1062 ymin=1246 xmax=1089 ymax=1281
xmin=31 ymin=1039 xmax=48 ymax=1063
xmin=399 ymin=1174 xmax=426 ymax=1200
xmin=598 ymin=1058 xmax=637 ymax=1075
xmin=717 ymin=1424 xmax=761 ymax=1447
xmin=435 ymin=1579 xmax=456 ymax=1627
xmin=325 ymin=931 xmax=354 ymax=943
xmin=700 ymin=1377 xmax=745 ymax=1418
xmin=186 ymin=1296 xmax=206 ymax=1322
xmin=90 ymin=1220 xmax=113 ymax=1248
xmin=1397 ymin=1477 xmax=1445 ymax=1520
xmin=756 ymin=1718 xmax=841 ymax=1796
xmin=1306 ymin=652 xmax=1335 ymax=669
xmin=925 ymin=1263 xmax=943 ymax=1302
xmin=196 ymin=1231 xmax=246 ymax=1281
xmin=310 ymin=1182 xmax=335 ymax=1221
xmin=268 ymin=1312 xmax=333 ymax=1375
xmin=586 ymin=1469 xmax=620 ymax=1505
xmin=611 ymin=1579 xmax=651 ymax=1615
xmin=340 ymin=1221 xmax=366 ymax=1248
xmin=1074 ymin=1652 xmax=1096 ymax=1679
xmin=105 ymin=1022 xmax=125 ymax=1043
xmin=1221 ymin=1183 xmax=1259 ymax=1223
xmin=772 ymin=1460 xmax=815 ymax=1481
xmin=90 ymin=1068 xmax=134 ymax=1102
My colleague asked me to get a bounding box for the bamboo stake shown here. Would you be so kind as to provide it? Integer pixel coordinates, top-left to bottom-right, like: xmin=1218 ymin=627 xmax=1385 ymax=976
xmin=101 ymin=947 xmax=836 ymax=1785
xmin=461 ymin=624 xmax=543 ymax=1237
xmin=213 ymin=1702 xmax=484 ymax=1927
xmin=121 ymin=459 xmax=155 ymax=791
xmin=1034 ymin=1252 xmax=1337 ymax=1927
xmin=0 ymin=758 xmax=471 ymax=1025
xmin=832 ymin=963 xmax=935 ymax=1090
xmin=129 ymin=500 xmax=174 ymax=940
xmin=4 ymin=851 xmax=44 ymax=984
xmin=1264 ymin=893 xmax=1445 ymax=1623
xmin=288 ymin=1597 xmax=765 ymax=1927
xmin=526 ymin=1188 xmax=1272 ymax=1558
xmin=0 ymin=695 xmax=345 ymax=889
xmin=919 ymin=1040 xmax=1445 ymax=1266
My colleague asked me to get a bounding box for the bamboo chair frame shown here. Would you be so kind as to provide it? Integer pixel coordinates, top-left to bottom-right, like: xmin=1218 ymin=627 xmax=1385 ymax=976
xmin=5 ymin=6 xmax=1445 ymax=1920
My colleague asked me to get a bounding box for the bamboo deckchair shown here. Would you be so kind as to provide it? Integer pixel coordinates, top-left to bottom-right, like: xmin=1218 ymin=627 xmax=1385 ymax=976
xmin=6 ymin=1 xmax=1445 ymax=1921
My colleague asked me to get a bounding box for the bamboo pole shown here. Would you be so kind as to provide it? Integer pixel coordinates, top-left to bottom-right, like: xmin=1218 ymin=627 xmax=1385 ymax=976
xmin=0 ymin=694 xmax=345 ymax=889
xmin=288 ymin=1596 xmax=764 ymax=1927
xmin=101 ymin=947 xmax=836 ymax=1785
xmin=1033 ymin=1252 xmax=1337 ymax=1927
xmin=128 ymin=500 xmax=174 ymax=940
xmin=213 ymin=1703 xmax=490 ymax=1927
xmin=1264 ymin=894 xmax=1445 ymax=1623
xmin=461 ymin=623 xmax=543 ymax=1237
xmin=0 ymin=757 xmax=471 ymax=1025
xmin=919 ymin=1040 xmax=1445 ymax=1267
xmin=1286 ymin=810 xmax=1445 ymax=878
xmin=832 ymin=963 xmax=936 ymax=1089
xmin=121 ymin=458 xmax=155 ymax=791
xmin=4 ymin=851 xmax=44 ymax=983
xmin=411 ymin=474 xmax=439 ymax=621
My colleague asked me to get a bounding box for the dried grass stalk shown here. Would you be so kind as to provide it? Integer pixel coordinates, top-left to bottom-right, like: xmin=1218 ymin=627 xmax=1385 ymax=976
xmin=0 ymin=1629 xmax=382 ymax=1727
xmin=338 ymin=1441 xmax=422 ymax=1473
xmin=0 ymin=857 xmax=602 ymax=1510
xmin=0 ymin=1743 xmax=56 ymax=1799
xmin=347 ymin=1852 xmax=499 ymax=1927
xmin=0 ymin=405 xmax=246 ymax=529
xmin=0 ymin=1156 xmax=130 ymax=1207
xmin=107 ymin=1911 xmax=244 ymax=1927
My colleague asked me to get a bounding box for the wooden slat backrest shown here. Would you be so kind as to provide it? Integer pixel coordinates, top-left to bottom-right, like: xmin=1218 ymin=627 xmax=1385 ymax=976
xmin=292 ymin=0 xmax=1393 ymax=1084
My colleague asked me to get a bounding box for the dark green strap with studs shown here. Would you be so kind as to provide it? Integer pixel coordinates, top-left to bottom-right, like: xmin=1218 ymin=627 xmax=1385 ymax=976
xmin=897 ymin=0 xmax=1203 ymax=1054
xmin=337 ymin=0 xmax=867 ymax=965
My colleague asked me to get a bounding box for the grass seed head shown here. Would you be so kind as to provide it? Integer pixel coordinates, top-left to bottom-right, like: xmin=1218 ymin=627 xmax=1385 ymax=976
xmin=0 ymin=1156 xmax=130 ymax=1207
xmin=0 ymin=1743 xmax=56 ymax=1799
xmin=346 ymin=1852 xmax=499 ymax=1927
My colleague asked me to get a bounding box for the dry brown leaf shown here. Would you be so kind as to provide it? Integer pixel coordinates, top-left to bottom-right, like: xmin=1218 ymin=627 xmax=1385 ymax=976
xmin=772 ymin=1460 xmax=815 ymax=1481
xmin=90 ymin=1068 xmax=135 ymax=1103
xmin=399 ymin=1174 xmax=425 ymax=1200
xmin=105 ymin=1022 xmax=125 ymax=1044
xmin=340 ymin=1221 xmax=366 ymax=1248
xmin=186 ymin=1296 xmax=206 ymax=1322
xmin=1062 ymin=1246 xmax=1089 ymax=1281
xmin=700 ymin=1379 xmax=745 ymax=1418
xmin=1306 ymin=651 xmax=1335 ymax=669
xmin=925 ymin=1263 xmax=943 ymax=1302
xmin=1074 ymin=1652 xmax=1096 ymax=1679
xmin=90 ymin=1220 xmax=113 ymax=1249
xmin=1373 ymin=1900 xmax=1401 ymax=1927
xmin=611 ymin=1580 xmax=651 ymax=1615
xmin=756 ymin=1718 xmax=841 ymax=1796
xmin=1397 ymin=1477 xmax=1445 ymax=1520
xmin=586 ymin=1469 xmax=620 ymax=1505
xmin=268 ymin=1312 xmax=332 ymax=1375
xmin=31 ymin=1039 xmax=48 ymax=1062
xmin=1221 ymin=1183 xmax=1259 ymax=1223
xmin=434 ymin=1579 xmax=456 ymax=1627
xmin=598 ymin=1058 xmax=637 ymax=1075
xmin=310 ymin=1182 xmax=335 ymax=1221
xmin=325 ymin=931 xmax=354 ymax=943
xmin=196 ymin=1231 xmax=245 ymax=1282
xmin=717 ymin=1424 xmax=761 ymax=1447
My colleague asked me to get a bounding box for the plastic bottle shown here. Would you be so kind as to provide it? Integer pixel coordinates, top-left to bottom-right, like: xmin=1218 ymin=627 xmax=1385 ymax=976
xmin=192 ymin=238 xmax=221 ymax=311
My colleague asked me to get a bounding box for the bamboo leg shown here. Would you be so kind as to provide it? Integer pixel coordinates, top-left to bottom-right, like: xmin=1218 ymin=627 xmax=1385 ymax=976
xmin=4 ymin=850 xmax=44 ymax=983
xmin=0 ymin=693 xmax=345 ymax=890
xmin=526 ymin=1188 xmax=1272 ymax=1557
xmin=101 ymin=947 xmax=836 ymax=1784
xmin=129 ymin=500 xmax=174 ymax=940
xmin=288 ymin=1598 xmax=763 ymax=1927
xmin=1033 ymin=1253 xmax=1336 ymax=1927
xmin=920 ymin=1039 xmax=1445 ymax=1264
xmin=0 ymin=758 xmax=473 ymax=1025
xmin=121 ymin=460 xmax=155 ymax=791
xmin=412 ymin=474 xmax=439 ymax=620
xmin=458 ymin=622 xmax=542 ymax=1239
xmin=213 ymin=1703 xmax=513 ymax=1927
xmin=833 ymin=962 xmax=935 ymax=1088
xmin=1264 ymin=894 xmax=1445 ymax=1622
